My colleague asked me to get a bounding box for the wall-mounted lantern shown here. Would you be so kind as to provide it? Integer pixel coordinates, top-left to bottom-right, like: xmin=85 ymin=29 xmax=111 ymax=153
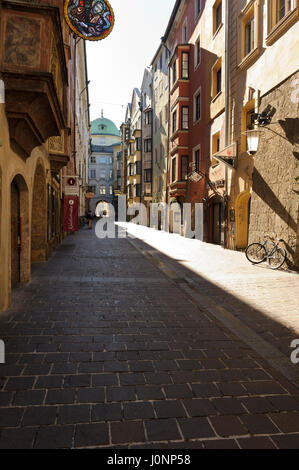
xmin=243 ymin=107 xmax=275 ymax=155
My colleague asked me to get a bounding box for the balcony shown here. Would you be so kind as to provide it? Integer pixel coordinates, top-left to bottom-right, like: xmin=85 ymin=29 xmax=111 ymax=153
xmin=169 ymin=180 xmax=187 ymax=198
xmin=0 ymin=1 xmax=67 ymax=159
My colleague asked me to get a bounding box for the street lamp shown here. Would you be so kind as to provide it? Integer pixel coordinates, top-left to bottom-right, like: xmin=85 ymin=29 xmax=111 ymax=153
xmin=244 ymin=128 xmax=263 ymax=155
xmin=242 ymin=107 xmax=274 ymax=155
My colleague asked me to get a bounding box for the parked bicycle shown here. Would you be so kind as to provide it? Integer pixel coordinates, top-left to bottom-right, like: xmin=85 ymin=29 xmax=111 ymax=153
xmin=245 ymin=234 xmax=286 ymax=270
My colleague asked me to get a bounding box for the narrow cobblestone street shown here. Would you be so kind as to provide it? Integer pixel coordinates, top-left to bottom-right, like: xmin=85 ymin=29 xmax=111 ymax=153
xmin=1 ymin=224 xmax=299 ymax=449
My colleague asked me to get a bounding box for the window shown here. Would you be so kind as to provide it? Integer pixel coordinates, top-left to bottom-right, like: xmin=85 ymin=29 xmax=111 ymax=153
xmin=165 ymin=104 xmax=169 ymax=123
xmin=182 ymin=18 xmax=188 ymax=43
xmin=135 ymin=184 xmax=141 ymax=198
xmin=110 ymin=186 xmax=113 ymax=195
xmin=181 ymin=107 xmax=189 ymax=130
xmin=135 ymin=137 xmax=141 ymax=151
xmin=245 ymin=16 xmax=255 ymax=56
xmin=181 ymin=52 xmax=189 ymax=79
xmin=194 ymin=90 xmax=201 ymax=122
xmin=109 ymin=170 xmax=113 ymax=179
xmin=90 ymin=156 xmax=96 ymax=163
xmin=195 ymin=37 xmax=201 ymax=68
xmin=212 ymin=59 xmax=222 ymax=98
xmin=172 ymin=157 xmax=177 ymax=183
xmin=195 ymin=0 xmax=202 ymax=19
xmin=212 ymin=132 xmax=221 ymax=166
xmin=267 ymin=0 xmax=297 ymax=45
xmin=194 ymin=147 xmax=201 ymax=171
xmin=144 ymin=139 xmax=152 ymax=153
xmin=100 ymin=156 xmax=106 ymax=163
xmin=172 ymin=110 xmax=177 ymax=134
xmin=135 ymin=161 xmax=141 ymax=175
xmin=90 ymin=170 xmax=96 ymax=179
xmin=159 ymin=112 xmax=162 ymax=128
xmin=216 ymin=67 xmax=222 ymax=94
xmin=181 ymin=156 xmax=189 ymax=180
xmin=100 ymin=171 xmax=106 ymax=179
xmin=145 ymin=111 xmax=152 ymax=125
xmin=144 ymin=169 xmax=152 ymax=183
xmin=277 ymin=0 xmax=293 ymax=20
xmin=213 ymin=0 xmax=222 ymax=34
xmin=100 ymin=185 xmax=106 ymax=195
xmin=172 ymin=60 xmax=177 ymax=85
xmin=90 ymin=186 xmax=96 ymax=194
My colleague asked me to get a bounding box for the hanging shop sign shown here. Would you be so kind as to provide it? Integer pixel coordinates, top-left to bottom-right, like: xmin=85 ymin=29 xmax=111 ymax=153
xmin=64 ymin=0 xmax=115 ymax=41
xmin=64 ymin=196 xmax=79 ymax=232
xmin=213 ymin=142 xmax=238 ymax=169
xmin=85 ymin=192 xmax=96 ymax=200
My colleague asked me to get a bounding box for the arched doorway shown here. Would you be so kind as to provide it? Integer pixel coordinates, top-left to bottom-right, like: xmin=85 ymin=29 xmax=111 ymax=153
xmin=209 ymin=196 xmax=224 ymax=245
xmin=10 ymin=175 xmax=30 ymax=289
xmin=235 ymin=191 xmax=251 ymax=249
xmin=31 ymin=162 xmax=47 ymax=262
xmin=95 ymin=200 xmax=112 ymax=217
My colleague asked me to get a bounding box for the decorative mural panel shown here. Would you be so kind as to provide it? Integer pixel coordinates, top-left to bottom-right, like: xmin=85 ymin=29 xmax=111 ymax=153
xmin=4 ymin=15 xmax=41 ymax=67
xmin=64 ymin=0 xmax=115 ymax=41
xmin=49 ymin=133 xmax=65 ymax=154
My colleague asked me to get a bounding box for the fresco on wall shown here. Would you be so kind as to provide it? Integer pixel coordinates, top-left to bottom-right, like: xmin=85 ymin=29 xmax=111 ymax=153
xmin=4 ymin=16 xmax=41 ymax=67
xmin=64 ymin=0 xmax=114 ymax=41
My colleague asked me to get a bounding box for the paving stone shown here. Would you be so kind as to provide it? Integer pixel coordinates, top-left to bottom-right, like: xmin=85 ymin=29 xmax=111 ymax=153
xmin=269 ymin=413 xmax=299 ymax=433
xmin=242 ymin=381 xmax=287 ymax=396
xmin=240 ymin=397 xmax=275 ymax=414
xmin=0 ymin=408 xmax=24 ymax=427
xmin=92 ymin=374 xmax=118 ymax=387
xmin=164 ymin=384 xmax=193 ymax=399
xmin=13 ymin=390 xmax=45 ymax=406
xmin=136 ymin=385 xmax=165 ymax=400
xmin=35 ymin=426 xmax=74 ymax=449
xmin=217 ymin=382 xmax=247 ymax=397
xmin=240 ymin=414 xmax=280 ymax=434
xmin=74 ymin=423 xmax=109 ymax=448
xmin=5 ymin=377 xmax=35 ymax=391
xmin=92 ymin=403 xmax=122 ymax=422
xmin=144 ymin=373 xmax=172 ymax=385
xmin=271 ymin=434 xmax=299 ymax=449
xmin=22 ymin=406 xmax=57 ymax=426
xmin=64 ymin=375 xmax=91 ymax=388
xmin=145 ymin=419 xmax=181 ymax=441
xmin=119 ymin=373 xmax=146 ymax=386
xmin=210 ymin=415 xmax=248 ymax=437
xmin=0 ymin=392 xmax=13 ymax=406
xmin=35 ymin=376 xmax=63 ymax=389
xmin=203 ymin=439 xmax=239 ymax=449
xmin=0 ymin=428 xmax=37 ymax=449
xmin=58 ymin=405 xmax=90 ymax=424
xmin=237 ymin=437 xmax=276 ymax=449
xmin=183 ymin=399 xmax=217 ymax=417
xmin=111 ymin=421 xmax=145 ymax=444
xmin=212 ymin=398 xmax=247 ymax=415
xmin=178 ymin=417 xmax=215 ymax=439
xmin=107 ymin=386 xmax=136 ymax=402
xmin=46 ymin=389 xmax=76 ymax=405
xmin=123 ymin=402 xmax=155 ymax=420
xmin=78 ymin=362 xmax=103 ymax=373
xmin=191 ymin=383 xmax=221 ymax=398
xmin=154 ymin=400 xmax=187 ymax=419
xmin=77 ymin=388 xmax=105 ymax=404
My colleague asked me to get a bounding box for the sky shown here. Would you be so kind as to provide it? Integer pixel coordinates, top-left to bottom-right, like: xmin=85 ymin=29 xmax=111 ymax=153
xmin=86 ymin=0 xmax=176 ymax=129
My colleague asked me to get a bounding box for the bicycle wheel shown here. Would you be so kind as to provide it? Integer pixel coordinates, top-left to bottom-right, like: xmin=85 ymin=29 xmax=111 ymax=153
xmin=245 ymin=243 xmax=267 ymax=264
xmin=268 ymin=248 xmax=286 ymax=270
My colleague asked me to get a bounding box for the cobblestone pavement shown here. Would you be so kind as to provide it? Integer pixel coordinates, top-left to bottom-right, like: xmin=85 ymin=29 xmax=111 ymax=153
xmin=0 ymin=224 xmax=299 ymax=449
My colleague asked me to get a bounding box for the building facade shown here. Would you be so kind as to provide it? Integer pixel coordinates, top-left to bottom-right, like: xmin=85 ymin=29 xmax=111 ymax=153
xmin=0 ymin=0 xmax=90 ymax=311
xmin=88 ymin=115 xmax=121 ymax=215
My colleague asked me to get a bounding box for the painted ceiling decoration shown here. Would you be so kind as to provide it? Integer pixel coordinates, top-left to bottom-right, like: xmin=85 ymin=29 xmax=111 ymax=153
xmin=64 ymin=0 xmax=115 ymax=41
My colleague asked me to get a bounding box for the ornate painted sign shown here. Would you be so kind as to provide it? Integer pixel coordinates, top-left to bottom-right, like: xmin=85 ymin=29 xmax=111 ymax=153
xmin=64 ymin=0 xmax=115 ymax=41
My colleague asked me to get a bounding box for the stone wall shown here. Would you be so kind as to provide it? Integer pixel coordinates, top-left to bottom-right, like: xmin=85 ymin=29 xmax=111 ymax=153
xmin=249 ymin=71 xmax=299 ymax=270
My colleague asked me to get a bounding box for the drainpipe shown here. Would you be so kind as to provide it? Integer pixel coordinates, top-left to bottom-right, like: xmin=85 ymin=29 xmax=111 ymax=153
xmin=224 ymin=0 xmax=230 ymax=248
xmin=161 ymin=38 xmax=172 ymax=205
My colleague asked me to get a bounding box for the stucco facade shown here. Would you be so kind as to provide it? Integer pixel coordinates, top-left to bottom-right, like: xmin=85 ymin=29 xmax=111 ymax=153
xmin=0 ymin=1 xmax=90 ymax=311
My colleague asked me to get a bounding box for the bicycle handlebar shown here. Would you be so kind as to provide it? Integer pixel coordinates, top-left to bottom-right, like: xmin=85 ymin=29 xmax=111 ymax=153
xmin=263 ymin=234 xmax=284 ymax=243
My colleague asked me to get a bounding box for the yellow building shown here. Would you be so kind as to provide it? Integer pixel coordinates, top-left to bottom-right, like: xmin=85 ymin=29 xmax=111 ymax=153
xmin=226 ymin=0 xmax=299 ymax=269
xmin=0 ymin=1 xmax=90 ymax=311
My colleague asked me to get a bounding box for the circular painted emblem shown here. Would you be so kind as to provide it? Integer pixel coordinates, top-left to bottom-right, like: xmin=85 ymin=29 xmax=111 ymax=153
xmin=69 ymin=199 xmax=75 ymax=206
xmin=64 ymin=0 xmax=115 ymax=41
xmin=68 ymin=177 xmax=76 ymax=186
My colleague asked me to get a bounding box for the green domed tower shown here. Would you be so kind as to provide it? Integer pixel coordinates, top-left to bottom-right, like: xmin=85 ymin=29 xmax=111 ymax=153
xmin=88 ymin=112 xmax=121 ymax=213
